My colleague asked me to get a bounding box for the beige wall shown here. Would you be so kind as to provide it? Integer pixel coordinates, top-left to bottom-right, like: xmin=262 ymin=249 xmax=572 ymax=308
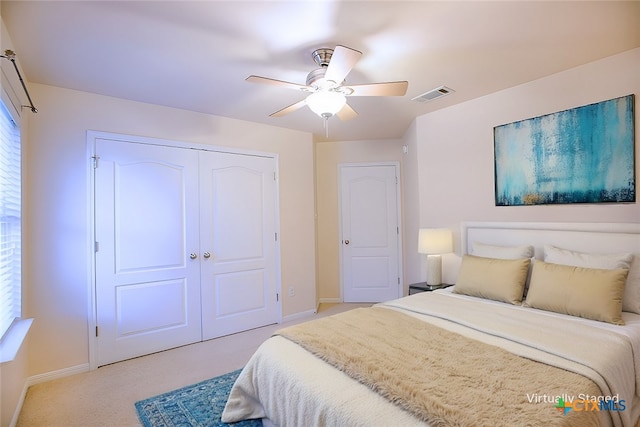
xmin=1 ymin=15 xmax=31 ymax=427
xmin=0 ymin=340 xmax=28 ymax=427
xmin=21 ymin=84 xmax=317 ymax=378
xmin=315 ymin=139 xmax=405 ymax=301
xmin=412 ymin=48 xmax=640 ymax=284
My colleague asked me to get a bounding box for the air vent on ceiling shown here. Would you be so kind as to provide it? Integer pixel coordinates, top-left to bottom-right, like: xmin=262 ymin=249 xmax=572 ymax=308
xmin=411 ymin=85 xmax=455 ymax=103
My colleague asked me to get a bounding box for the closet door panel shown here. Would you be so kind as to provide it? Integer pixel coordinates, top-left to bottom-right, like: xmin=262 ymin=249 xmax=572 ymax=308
xmin=210 ymin=165 xmax=264 ymax=261
xmin=94 ymin=139 xmax=202 ymax=366
xmin=199 ymin=151 xmax=279 ymax=340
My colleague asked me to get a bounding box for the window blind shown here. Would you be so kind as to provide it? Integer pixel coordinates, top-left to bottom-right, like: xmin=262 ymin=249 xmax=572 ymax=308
xmin=0 ymin=99 xmax=21 ymax=340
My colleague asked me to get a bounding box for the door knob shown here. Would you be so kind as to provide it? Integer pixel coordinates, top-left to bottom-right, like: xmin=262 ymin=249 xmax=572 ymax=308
xmin=203 ymin=252 xmax=211 ymax=259
xmin=344 ymin=240 xmax=350 ymax=245
xmin=189 ymin=253 xmax=197 ymax=260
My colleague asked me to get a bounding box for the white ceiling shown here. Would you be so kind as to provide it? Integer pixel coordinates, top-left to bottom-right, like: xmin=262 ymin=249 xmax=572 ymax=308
xmin=2 ymin=1 xmax=639 ymax=142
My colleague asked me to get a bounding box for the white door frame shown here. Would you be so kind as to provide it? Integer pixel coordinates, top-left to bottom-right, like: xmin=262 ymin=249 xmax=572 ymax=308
xmin=86 ymin=130 xmax=282 ymax=370
xmin=337 ymin=161 xmax=403 ymax=302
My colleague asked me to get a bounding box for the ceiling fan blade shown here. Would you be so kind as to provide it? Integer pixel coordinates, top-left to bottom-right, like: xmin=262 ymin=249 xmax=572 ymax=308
xmin=347 ymin=81 xmax=409 ymax=97
xmin=246 ymin=75 xmax=309 ymax=92
xmin=324 ymin=45 xmax=362 ymax=85
xmin=270 ymin=99 xmax=307 ymax=117
xmin=336 ymin=103 xmax=358 ymax=121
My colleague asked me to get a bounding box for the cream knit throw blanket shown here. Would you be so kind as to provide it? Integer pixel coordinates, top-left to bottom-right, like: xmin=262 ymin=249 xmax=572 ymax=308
xmin=276 ymin=307 xmax=601 ymax=427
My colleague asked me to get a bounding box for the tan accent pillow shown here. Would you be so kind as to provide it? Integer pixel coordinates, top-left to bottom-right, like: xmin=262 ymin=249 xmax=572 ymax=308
xmin=544 ymin=245 xmax=639 ymax=315
xmin=453 ymin=255 xmax=530 ymax=304
xmin=473 ymin=242 xmax=536 ymax=296
xmin=524 ymin=261 xmax=628 ymax=325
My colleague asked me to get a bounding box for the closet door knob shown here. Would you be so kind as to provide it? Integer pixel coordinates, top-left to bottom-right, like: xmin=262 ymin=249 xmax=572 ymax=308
xmin=189 ymin=253 xmax=198 ymax=260
xmin=203 ymin=252 xmax=211 ymax=259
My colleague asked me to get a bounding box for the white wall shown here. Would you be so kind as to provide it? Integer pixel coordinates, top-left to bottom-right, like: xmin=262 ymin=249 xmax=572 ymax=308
xmin=412 ymin=48 xmax=640 ymax=284
xmin=22 ymin=84 xmax=317 ymax=377
xmin=399 ymin=121 xmax=421 ymax=288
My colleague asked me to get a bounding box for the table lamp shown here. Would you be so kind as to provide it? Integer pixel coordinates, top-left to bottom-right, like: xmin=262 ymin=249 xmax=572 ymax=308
xmin=418 ymin=228 xmax=453 ymax=286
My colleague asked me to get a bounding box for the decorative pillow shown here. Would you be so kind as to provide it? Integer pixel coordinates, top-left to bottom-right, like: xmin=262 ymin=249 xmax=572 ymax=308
xmin=473 ymin=242 xmax=535 ymax=296
xmin=472 ymin=242 xmax=534 ymax=260
xmin=624 ymin=257 xmax=640 ymax=314
xmin=453 ymin=255 xmax=531 ymax=304
xmin=523 ymin=261 xmax=628 ymax=325
xmin=544 ymin=245 xmax=639 ymax=314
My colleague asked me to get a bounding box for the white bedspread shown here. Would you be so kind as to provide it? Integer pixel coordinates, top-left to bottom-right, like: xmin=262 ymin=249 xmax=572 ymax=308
xmin=223 ymin=289 xmax=640 ymax=427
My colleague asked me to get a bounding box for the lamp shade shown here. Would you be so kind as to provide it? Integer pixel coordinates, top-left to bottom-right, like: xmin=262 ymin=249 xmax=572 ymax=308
xmin=418 ymin=228 xmax=453 ymax=254
xmin=306 ymin=91 xmax=346 ymax=118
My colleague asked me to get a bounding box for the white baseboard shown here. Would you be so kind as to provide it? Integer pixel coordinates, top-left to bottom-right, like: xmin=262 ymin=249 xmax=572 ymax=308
xmin=9 ymin=385 xmax=25 ymax=427
xmin=318 ymin=297 xmax=342 ymax=304
xmin=282 ymin=309 xmax=317 ymax=324
xmin=26 ymin=363 xmax=90 ymax=387
xmin=10 ymin=363 xmax=90 ymax=427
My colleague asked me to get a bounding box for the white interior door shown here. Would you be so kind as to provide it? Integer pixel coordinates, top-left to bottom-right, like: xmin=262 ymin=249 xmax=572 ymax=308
xmin=94 ymin=139 xmax=202 ymax=367
xmin=340 ymin=164 xmax=401 ymax=302
xmin=199 ymin=151 xmax=279 ymax=339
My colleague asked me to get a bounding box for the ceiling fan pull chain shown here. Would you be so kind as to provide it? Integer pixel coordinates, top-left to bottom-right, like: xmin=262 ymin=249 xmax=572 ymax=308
xmin=324 ymin=116 xmax=329 ymax=138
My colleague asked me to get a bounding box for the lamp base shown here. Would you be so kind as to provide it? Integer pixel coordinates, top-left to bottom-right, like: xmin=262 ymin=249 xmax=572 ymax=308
xmin=426 ymin=254 xmax=442 ymax=286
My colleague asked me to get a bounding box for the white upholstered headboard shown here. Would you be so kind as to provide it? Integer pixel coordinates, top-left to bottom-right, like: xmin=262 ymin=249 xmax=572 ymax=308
xmin=461 ymin=222 xmax=640 ymax=259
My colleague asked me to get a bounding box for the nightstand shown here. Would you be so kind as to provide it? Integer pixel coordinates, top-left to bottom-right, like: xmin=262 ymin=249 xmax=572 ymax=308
xmin=408 ymin=282 xmax=453 ymax=295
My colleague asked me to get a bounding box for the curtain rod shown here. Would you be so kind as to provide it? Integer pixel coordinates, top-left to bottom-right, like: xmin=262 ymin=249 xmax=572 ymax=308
xmin=1 ymin=50 xmax=37 ymax=113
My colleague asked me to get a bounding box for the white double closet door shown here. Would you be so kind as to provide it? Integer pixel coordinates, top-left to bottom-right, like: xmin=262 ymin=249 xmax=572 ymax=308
xmin=93 ymin=137 xmax=279 ymax=367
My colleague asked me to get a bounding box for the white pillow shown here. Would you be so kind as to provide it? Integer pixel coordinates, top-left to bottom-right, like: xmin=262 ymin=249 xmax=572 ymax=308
xmin=544 ymin=245 xmax=639 ymax=314
xmin=472 ymin=242 xmax=534 ymax=260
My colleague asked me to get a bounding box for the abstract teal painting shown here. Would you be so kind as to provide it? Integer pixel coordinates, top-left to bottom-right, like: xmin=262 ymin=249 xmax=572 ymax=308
xmin=494 ymin=95 xmax=635 ymax=206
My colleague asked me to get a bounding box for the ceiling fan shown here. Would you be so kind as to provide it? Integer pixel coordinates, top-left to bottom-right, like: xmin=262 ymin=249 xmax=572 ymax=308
xmin=246 ymin=45 xmax=408 ymax=133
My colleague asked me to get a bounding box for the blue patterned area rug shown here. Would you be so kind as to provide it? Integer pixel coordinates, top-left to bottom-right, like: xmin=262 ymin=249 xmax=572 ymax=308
xmin=135 ymin=369 xmax=262 ymax=427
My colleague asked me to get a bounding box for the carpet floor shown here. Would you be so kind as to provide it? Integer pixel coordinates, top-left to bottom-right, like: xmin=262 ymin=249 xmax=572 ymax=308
xmin=135 ymin=369 xmax=260 ymax=427
xmin=17 ymin=303 xmax=371 ymax=426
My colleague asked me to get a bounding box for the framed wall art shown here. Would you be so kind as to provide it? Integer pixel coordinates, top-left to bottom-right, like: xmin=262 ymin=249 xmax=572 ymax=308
xmin=494 ymin=94 xmax=635 ymax=206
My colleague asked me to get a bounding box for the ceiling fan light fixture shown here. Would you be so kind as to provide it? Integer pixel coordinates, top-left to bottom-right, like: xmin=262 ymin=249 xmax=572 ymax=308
xmin=306 ymin=91 xmax=346 ymax=118
xmin=336 ymin=86 xmax=354 ymax=96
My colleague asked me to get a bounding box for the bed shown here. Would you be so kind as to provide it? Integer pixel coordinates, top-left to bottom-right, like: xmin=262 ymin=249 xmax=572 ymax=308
xmin=222 ymin=222 xmax=640 ymax=427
